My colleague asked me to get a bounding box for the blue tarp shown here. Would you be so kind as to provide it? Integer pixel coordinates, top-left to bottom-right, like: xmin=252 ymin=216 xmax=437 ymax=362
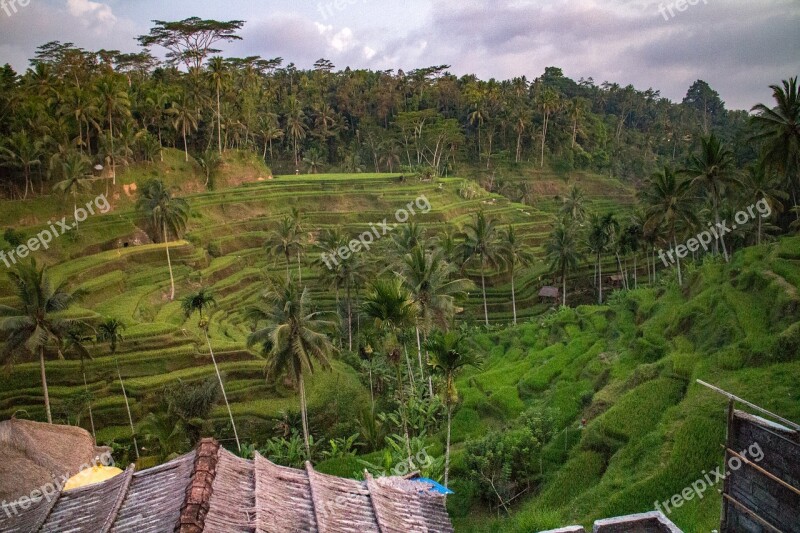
xmin=411 ymin=477 xmax=454 ymax=495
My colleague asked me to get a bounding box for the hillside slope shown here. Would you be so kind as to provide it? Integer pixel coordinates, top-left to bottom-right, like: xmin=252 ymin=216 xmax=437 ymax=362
xmin=449 ymin=237 xmax=800 ymax=531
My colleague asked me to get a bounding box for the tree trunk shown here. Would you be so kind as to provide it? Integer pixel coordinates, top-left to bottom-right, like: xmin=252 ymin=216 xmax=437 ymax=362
xmin=217 ymin=85 xmax=223 ymax=154
xmin=117 ymin=359 xmax=140 ymax=460
xmin=347 ymin=284 xmax=353 ymax=352
xmin=562 ymin=267 xmax=567 ymax=307
xmin=299 ymin=373 xmax=311 ymax=459
xmin=510 ymin=270 xmax=517 ymax=325
xmin=164 ymin=224 xmax=175 ymax=301
xmin=40 ymin=347 xmax=52 ymax=424
xmin=403 ymin=343 xmax=415 ymax=392
xmin=183 ymin=122 xmax=189 ymax=162
xmin=84 ymin=371 xmax=95 ymax=440
xmin=480 ymin=269 xmax=489 ymax=326
xmin=205 ymin=330 xmax=240 ymax=452
xmin=675 ymin=235 xmax=683 ymax=286
xmin=444 ymin=401 xmax=453 ymax=488
xmin=415 ymin=326 xmax=428 ymax=394
xmin=598 ymin=254 xmax=603 ymax=304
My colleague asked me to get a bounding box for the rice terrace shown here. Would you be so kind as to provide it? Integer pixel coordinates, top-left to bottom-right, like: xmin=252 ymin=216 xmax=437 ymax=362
xmin=0 ymin=1 xmax=798 ymax=532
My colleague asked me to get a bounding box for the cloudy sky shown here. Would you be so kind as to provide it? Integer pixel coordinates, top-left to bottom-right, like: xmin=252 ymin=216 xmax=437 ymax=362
xmin=0 ymin=0 xmax=798 ymax=109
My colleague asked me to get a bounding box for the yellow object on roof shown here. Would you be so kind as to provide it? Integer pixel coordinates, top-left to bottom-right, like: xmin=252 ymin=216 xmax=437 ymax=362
xmin=64 ymin=465 xmax=124 ymax=491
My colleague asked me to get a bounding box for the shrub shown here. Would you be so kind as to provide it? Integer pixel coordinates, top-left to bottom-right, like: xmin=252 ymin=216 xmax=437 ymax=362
xmin=4 ymin=227 xmax=25 ymax=247
xmin=775 ymin=322 xmax=800 ymax=362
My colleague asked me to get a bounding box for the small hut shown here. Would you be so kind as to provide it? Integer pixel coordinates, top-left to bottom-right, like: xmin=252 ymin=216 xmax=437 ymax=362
xmin=539 ymin=286 xmax=560 ymax=302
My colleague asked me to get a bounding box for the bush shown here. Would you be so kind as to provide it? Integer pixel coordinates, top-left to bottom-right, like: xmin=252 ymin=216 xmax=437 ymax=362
xmin=775 ymin=322 xmax=800 ymax=362
xmin=3 ymin=227 xmax=25 ymax=247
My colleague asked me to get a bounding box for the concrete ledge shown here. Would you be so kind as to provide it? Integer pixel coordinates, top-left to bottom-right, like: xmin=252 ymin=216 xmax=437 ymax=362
xmin=538 ymin=527 xmax=586 ymax=533
xmin=593 ymin=511 xmax=682 ymax=532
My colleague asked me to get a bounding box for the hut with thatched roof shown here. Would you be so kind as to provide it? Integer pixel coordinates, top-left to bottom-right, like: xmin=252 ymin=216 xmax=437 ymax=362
xmin=0 ymin=438 xmax=455 ymax=532
xmin=0 ymin=419 xmax=110 ymax=503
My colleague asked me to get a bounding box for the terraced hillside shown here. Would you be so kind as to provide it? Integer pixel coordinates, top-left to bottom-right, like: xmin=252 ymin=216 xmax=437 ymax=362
xmin=0 ymin=149 xmax=635 ymax=453
xmin=449 ymin=237 xmax=800 ymax=532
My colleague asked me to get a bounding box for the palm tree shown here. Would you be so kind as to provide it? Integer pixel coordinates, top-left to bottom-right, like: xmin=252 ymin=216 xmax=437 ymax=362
xmin=361 ymin=279 xmax=420 ymax=407
xmin=683 ymin=134 xmax=740 ymax=262
xmin=640 ymin=167 xmax=697 ymax=286
xmin=136 ymin=179 xmax=190 ymax=301
xmin=95 ymin=76 xmax=131 ymax=184
xmin=751 ymin=77 xmax=800 ymax=211
xmin=247 ymin=279 xmax=337 ymax=459
xmin=195 ymin=149 xmax=221 ymax=189
xmin=500 ymin=225 xmax=536 ymax=324
xmin=52 ymin=151 xmax=92 ymax=229
xmin=587 ymin=213 xmax=610 ymax=303
xmin=265 ymin=216 xmax=300 ymax=283
xmin=0 ymin=132 xmax=43 ymax=200
xmin=181 ymin=288 xmax=240 ymax=452
xmin=97 ymin=318 xmax=139 ymax=459
xmin=567 ymin=96 xmax=589 ymax=148
xmin=537 ymin=87 xmax=560 ymax=167
xmin=167 ymin=95 xmax=199 ymax=162
xmin=740 ymin=165 xmax=788 ymax=245
xmin=460 ymin=212 xmax=504 ymax=325
xmin=546 ymin=222 xmax=581 ymax=306
xmin=302 ymin=148 xmax=325 ymax=174
xmin=60 ymin=326 xmax=96 ymax=439
xmin=561 ymin=185 xmax=587 ymax=224
xmin=207 ymin=57 xmax=228 ymax=154
xmin=395 ymin=246 xmax=473 ymax=395
xmin=289 ymin=208 xmax=306 ymax=282
xmin=0 ymin=259 xmax=83 ymax=424
xmin=425 ymin=330 xmax=481 ymax=488
xmin=286 ymin=96 xmax=307 ymax=170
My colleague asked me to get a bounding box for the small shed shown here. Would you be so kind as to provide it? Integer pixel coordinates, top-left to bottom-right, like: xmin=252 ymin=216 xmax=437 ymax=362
xmin=539 ymin=286 xmax=560 ymax=301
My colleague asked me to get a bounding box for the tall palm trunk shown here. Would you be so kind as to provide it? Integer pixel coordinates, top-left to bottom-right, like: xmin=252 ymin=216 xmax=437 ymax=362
xmin=182 ymin=122 xmax=189 ymax=162
xmin=164 ymin=224 xmax=175 ymax=301
xmin=510 ymin=268 xmax=517 ymax=325
xmin=444 ymin=401 xmax=453 ymax=488
xmin=299 ymin=373 xmax=310 ymax=459
xmin=216 ymin=84 xmax=223 ymax=154
xmin=205 ymin=329 xmax=240 ymax=452
xmin=83 ymin=372 xmax=96 ymax=440
xmin=347 ymin=284 xmax=353 ymax=352
xmin=116 ymin=359 xmax=140 ymax=460
xmin=598 ymin=253 xmax=603 ymax=304
xmin=480 ymin=269 xmax=489 ymax=326
xmin=562 ymin=267 xmax=567 ymax=307
xmin=403 ymin=343 xmax=416 ymax=392
xmin=40 ymin=347 xmax=52 ymax=424
xmin=674 ymin=235 xmax=683 ymax=286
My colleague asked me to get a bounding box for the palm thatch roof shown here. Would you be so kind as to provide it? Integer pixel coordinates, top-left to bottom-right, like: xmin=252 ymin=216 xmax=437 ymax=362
xmin=0 ymin=419 xmax=110 ymax=503
xmin=0 ymin=438 xmax=454 ymax=532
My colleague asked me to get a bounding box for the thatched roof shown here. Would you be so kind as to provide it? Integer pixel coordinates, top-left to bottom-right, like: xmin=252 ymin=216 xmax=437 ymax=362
xmin=1 ymin=438 xmax=454 ymax=532
xmin=0 ymin=419 xmax=110 ymax=503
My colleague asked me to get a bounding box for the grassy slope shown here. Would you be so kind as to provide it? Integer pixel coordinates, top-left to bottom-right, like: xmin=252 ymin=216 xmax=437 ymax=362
xmin=0 ymin=150 xmax=634 ymax=450
xmin=449 ymin=237 xmax=800 ymax=532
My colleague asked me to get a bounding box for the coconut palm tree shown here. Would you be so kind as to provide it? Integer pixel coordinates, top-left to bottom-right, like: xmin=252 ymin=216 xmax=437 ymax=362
xmin=640 ymin=167 xmax=697 ymax=286
xmin=361 ymin=279 xmax=420 ymax=407
xmin=289 ymin=208 xmax=306 ymax=282
xmin=460 ymin=212 xmax=504 ymax=326
xmin=286 ymin=96 xmax=307 ymax=170
xmin=167 ymin=95 xmax=199 ymax=162
xmin=560 ymin=185 xmax=587 ymax=224
xmin=52 ymin=151 xmax=92 ymax=229
xmin=265 ymin=216 xmax=300 ymax=283
xmin=207 ymin=57 xmax=228 ymax=154
xmin=546 ymin=222 xmax=581 ymax=306
xmin=0 ymin=259 xmax=83 ymax=424
xmin=740 ymin=165 xmax=788 ymax=245
xmin=537 ymin=87 xmax=560 ymax=167
xmin=751 ymin=77 xmax=800 ymax=211
xmin=395 ymin=246 xmax=473 ymax=396
xmin=247 ymin=279 xmax=337 ymax=459
xmin=136 ymin=179 xmax=190 ymax=301
xmin=425 ymin=330 xmax=481 ymax=488
xmin=683 ymin=134 xmax=740 ymax=262
xmin=60 ymin=326 xmax=95 ymax=439
xmin=587 ymin=213 xmax=610 ymax=303
xmin=95 ymin=76 xmax=131 ymax=184
xmin=97 ymin=318 xmax=139 ymax=459
xmin=500 ymin=225 xmax=536 ymax=324
xmin=0 ymin=131 xmax=43 ymax=200
xmin=181 ymin=288 xmax=240 ymax=452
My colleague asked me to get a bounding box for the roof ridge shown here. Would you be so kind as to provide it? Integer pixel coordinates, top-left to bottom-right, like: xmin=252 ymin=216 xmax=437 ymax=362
xmin=305 ymin=461 xmax=327 ymax=533
xmin=364 ymin=472 xmax=386 ymax=533
xmin=100 ymin=464 xmax=135 ymax=533
xmin=176 ymin=438 xmax=220 ymax=533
